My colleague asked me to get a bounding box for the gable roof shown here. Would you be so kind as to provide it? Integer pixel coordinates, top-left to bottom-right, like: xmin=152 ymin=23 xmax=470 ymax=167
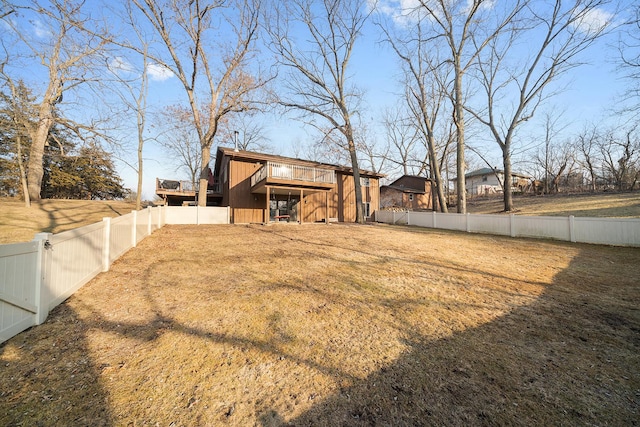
xmin=214 ymin=146 xmax=385 ymax=178
xmin=382 ymin=175 xmax=432 ymax=194
xmin=464 ymin=168 xmax=530 ymax=179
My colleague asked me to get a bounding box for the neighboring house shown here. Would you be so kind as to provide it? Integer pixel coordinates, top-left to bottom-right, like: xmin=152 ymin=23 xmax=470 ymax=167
xmin=454 ymin=168 xmax=531 ymax=196
xmin=380 ymin=175 xmax=435 ymax=211
xmin=157 ymin=147 xmax=383 ymax=224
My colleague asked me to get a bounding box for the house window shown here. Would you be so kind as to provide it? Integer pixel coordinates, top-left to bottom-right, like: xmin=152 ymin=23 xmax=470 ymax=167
xmin=360 ymin=177 xmax=370 ymax=187
xmin=482 ymin=175 xmax=488 ymax=182
xmin=409 ymin=194 xmax=414 ymax=201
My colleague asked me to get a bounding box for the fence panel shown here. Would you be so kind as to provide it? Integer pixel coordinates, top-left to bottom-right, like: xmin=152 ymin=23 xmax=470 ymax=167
xmin=377 ymin=210 xmax=640 ymax=247
xmin=47 ymin=221 xmax=105 ymax=309
xmin=164 ymin=206 xmax=199 ymax=224
xmin=110 ymin=214 xmax=134 ymax=263
xmin=0 ymin=241 xmax=40 ymax=343
xmin=574 ymin=217 xmax=640 ymax=246
xmin=150 ymin=206 xmax=163 ymax=231
xmin=408 ymin=211 xmax=435 ymax=228
xmin=375 ymin=210 xmax=393 ymax=223
xmin=435 ymin=213 xmax=467 ymax=231
xmin=513 ymin=215 xmax=571 ymax=241
xmin=468 ymin=214 xmax=511 ymax=236
xmin=136 ymin=208 xmax=150 ymax=243
xmin=196 ymin=206 xmax=230 ymax=224
xmin=163 ymin=206 xmax=230 ymax=225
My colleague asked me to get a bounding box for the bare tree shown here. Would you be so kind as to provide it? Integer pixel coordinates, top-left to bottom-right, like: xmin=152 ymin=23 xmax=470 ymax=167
xmin=218 ymin=113 xmax=272 ymax=152
xmin=129 ymin=0 xmax=266 ymax=206
xmin=0 ymin=80 xmax=34 ymax=205
xmin=1 ymin=0 xmax=110 ymax=203
xmin=381 ymin=105 xmax=423 ymax=176
xmin=155 ymin=105 xmax=203 ymax=189
xmin=468 ymin=0 xmax=613 ymax=211
xmin=356 ymin=120 xmax=389 ymax=175
xmin=378 ymin=10 xmax=454 ymax=212
xmin=617 ymin=3 xmax=640 ymax=120
xmin=575 ymin=124 xmax=600 ymax=191
xmin=106 ymin=53 xmax=151 ymax=210
xmin=264 ymin=0 xmax=371 ymax=223
xmin=535 ymin=137 xmax=575 ymax=194
xmin=535 ymin=110 xmax=570 ymax=194
xmin=0 ymin=0 xmax=14 ymax=19
xmin=600 ymin=126 xmax=639 ymax=190
xmin=405 ymin=0 xmax=527 ymax=213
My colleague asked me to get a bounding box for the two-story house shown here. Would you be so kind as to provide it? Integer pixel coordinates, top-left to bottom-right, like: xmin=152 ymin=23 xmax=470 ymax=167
xmin=157 ymin=147 xmax=383 ymax=224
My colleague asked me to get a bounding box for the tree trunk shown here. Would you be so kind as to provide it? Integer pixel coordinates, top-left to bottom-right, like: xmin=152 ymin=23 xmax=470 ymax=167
xmin=503 ymin=149 xmax=513 ymax=212
xmin=16 ymin=134 xmax=30 ymax=207
xmin=427 ymin=135 xmax=448 ymax=213
xmin=136 ymin=138 xmax=143 ymax=210
xmin=453 ymin=70 xmax=466 ymax=214
xmin=198 ymin=144 xmax=211 ymax=207
xmin=27 ymin=115 xmax=53 ymax=201
xmin=347 ymin=137 xmax=364 ymax=224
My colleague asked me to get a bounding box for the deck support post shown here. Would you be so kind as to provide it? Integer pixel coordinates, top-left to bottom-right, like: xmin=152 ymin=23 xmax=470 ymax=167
xmin=299 ymin=189 xmax=304 ymax=224
xmin=265 ymin=186 xmax=270 ymax=224
xmin=325 ymin=191 xmax=329 ymax=225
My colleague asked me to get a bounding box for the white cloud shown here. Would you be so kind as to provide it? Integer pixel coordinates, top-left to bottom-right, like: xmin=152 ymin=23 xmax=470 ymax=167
xmin=31 ymin=19 xmax=50 ymax=38
xmin=109 ymin=56 xmax=134 ymax=74
xmin=147 ymin=63 xmax=174 ymax=82
xmin=463 ymin=0 xmax=496 ymax=13
xmin=374 ymin=0 xmax=424 ymax=26
xmin=570 ymin=7 xmax=614 ymax=35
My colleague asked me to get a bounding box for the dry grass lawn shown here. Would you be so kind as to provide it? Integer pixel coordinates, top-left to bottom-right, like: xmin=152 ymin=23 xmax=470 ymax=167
xmin=1 ymin=224 xmax=639 ymax=426
xmin=0 ymin=198 xmax=137 ymax=244
xmin=467 ymin=191 xmax=640 ymax=217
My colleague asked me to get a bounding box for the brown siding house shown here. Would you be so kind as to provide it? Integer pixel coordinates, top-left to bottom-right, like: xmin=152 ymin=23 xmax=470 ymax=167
xmin=380 ymin=175 xmax=435 ymax=211
xmin=211 ymin=147 xmax=382 ymax=224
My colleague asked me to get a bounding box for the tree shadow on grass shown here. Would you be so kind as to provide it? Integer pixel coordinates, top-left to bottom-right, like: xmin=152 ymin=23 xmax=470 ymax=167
xmin=263 ymin=246 xmax=640 ymax=426
xmin=1 ymin=228 xmax=638 ymax=426
xmin=0 ymin=304 xmax=114 ymax=425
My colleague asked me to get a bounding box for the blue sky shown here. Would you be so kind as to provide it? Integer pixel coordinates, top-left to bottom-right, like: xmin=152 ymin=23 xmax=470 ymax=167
xmin=2 ymin=0 xmax=635 ymax=200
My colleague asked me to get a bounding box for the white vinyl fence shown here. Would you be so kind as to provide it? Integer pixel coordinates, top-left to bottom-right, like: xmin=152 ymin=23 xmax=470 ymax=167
xmin=375 ymin=210 xmax=640 ymax=247
xmin=0 ymin=206 xmax=229 ymax=344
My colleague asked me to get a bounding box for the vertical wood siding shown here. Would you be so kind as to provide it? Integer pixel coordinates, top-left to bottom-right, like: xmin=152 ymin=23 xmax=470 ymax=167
xmin=229 ymin=160 xmax=265 ymax=223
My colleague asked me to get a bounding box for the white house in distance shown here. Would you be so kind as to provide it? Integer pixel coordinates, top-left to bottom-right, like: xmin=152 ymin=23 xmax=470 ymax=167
xmin=455 ymin=167 xmax=531 ymax=196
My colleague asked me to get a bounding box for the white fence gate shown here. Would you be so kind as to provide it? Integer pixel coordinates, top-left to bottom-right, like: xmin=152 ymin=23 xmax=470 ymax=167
xmin=0 ymin=206 xmax=230 ymax=344
xmin=375 ymin=210 xmax=640 ymax=247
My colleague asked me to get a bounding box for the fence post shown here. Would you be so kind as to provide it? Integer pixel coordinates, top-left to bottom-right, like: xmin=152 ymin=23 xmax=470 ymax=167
xmin=393 ymin=211 xmax=396 ymax=224
xmin=147 ymin=206 xmax=152 ymax=236
xmin=510 ymin=214 xmax=516 ymax=238
xmin=197 ymin=205 xmax=201 ymax=225
xmin=226 ymin=206 xmax=230 ymax=224
xmin=569 ymin=215 xmax=576 ymax=242
xmin=131 ymin=210 xmax=137 ymax=248
xmin=102 ymin=217 xmax=111 ymax=272
xmin=466 ymin=213 xmax=471 ymax=233
xmin=432 ymin=211 xmax=437 ymax=229
xmin=159 ymin=205 xmax=165 ymax=228
xmin=33 ymin=232 xmax=52 ymax=325
xmin=407 ymin=210 xmax=411 ymax=225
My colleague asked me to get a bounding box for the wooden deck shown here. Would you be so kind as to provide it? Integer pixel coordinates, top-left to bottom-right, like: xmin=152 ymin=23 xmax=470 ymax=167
xmin=156 ymin=179 xmax=222 ymax=206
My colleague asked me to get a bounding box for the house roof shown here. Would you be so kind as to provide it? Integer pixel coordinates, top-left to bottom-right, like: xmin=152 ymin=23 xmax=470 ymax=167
xmin=381 ymin=185 xmax=426 ymax=194
xmin=382 ymin=175 xmax=432 ymax=194
xmin=214 ymin=146 xmax=385 ymax=178
xmin=456 ymin=168 xmax=531 ymax=180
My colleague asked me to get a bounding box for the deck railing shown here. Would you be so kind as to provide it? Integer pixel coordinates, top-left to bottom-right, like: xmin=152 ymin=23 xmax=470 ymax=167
xmin=250 ymin=161 xmax=336 ymax=187
xmin=157 ymin=178 xmax=221 ymax=194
